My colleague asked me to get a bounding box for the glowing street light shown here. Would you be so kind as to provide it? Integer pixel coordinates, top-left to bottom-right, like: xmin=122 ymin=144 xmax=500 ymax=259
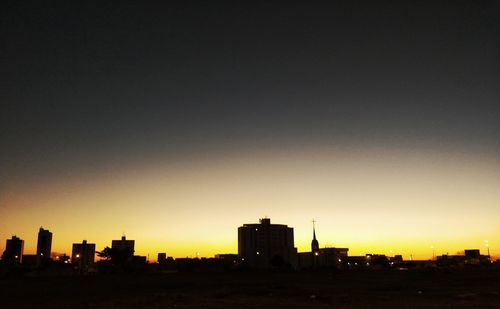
xmin=484 ymin=240 xmax=490 ymax=258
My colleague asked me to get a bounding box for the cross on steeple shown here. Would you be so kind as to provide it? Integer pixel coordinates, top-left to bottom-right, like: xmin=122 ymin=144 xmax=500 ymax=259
xmin=311 ymin=219 xmax=319 ymax=252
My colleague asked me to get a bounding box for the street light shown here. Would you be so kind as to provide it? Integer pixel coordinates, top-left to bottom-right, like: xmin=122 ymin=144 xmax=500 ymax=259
xmin=484 ymin=240 xmax=490 ymax=258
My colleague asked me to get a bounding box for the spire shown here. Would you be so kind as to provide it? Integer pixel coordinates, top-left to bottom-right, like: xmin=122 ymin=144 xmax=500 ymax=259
xmin=311 ymin=219 xmax=319 ymax=252
xmin=312 ymin=219 xmax=317 ymax=241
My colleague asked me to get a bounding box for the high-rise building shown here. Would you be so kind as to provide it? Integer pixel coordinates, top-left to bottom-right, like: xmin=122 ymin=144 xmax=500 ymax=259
xmin=72 ymin=240 xmax=96 ymax=270
xmin=36 ymin=227 xmax=52 ymax=262
xmin=2 ymin=236 xmax=24 ymax=264
xmin=111 ymin=235 xmax=135 ymax=252
xmin=238 ymin=218 xmax=297 ymax=268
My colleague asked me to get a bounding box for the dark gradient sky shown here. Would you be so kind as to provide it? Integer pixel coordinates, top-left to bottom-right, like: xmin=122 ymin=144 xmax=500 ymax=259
xmin=2 ymin=1 xmax=499 ymax=187
xmin=1 ymin=2 xmax=500 ymax=258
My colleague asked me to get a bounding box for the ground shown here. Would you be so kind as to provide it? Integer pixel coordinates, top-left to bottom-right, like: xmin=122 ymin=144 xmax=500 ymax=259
xmin=1 ymin=268 xmax=500 ymax=308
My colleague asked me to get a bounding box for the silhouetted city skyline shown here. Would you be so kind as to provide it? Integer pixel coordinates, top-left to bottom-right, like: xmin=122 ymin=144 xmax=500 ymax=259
xmin=1 ymin=1 xmax=499 ymax=307
xmin=1 ymin=218 xmax=495 ymax=268
xmin=0 ymin=1 xmax=499 ymax=295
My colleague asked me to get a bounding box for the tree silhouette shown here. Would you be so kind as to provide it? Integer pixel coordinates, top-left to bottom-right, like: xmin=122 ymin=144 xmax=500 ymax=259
xmin=97 ymin=246 xmax=133 ymax=267
xmin=97 ymin=247 xmax=113 ymax=260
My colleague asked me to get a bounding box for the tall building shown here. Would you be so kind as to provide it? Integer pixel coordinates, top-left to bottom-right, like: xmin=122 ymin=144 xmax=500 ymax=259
xmin=2 ymin=236 xmax=24 ymax=264
xmin=72 ymin=240 xmax=96 ymax=270
xmin=111 ymin=235 xmax=135 ymax=252
xmin=36 ymin=227 xmax=52 ymax=262
xmin=238 ymin=218 xmax=297 ymax=268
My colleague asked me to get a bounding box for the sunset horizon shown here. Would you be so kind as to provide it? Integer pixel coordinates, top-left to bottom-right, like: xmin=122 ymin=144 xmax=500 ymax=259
xmin=2 ymin=142 xmax=498 ymax=260
xmin=1 ymin=2 xmax=499 ymax=307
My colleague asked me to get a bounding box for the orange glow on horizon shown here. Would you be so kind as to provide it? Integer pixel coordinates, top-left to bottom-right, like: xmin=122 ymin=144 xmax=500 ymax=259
xmin=1 ymin=146 xmax=499 ymax=261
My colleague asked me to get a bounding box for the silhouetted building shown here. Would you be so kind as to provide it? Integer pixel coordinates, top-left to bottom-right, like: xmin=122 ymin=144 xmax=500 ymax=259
xmin=112 ymin=235 xmax=135 ymax=252
xmin=72 ymin=240 xmax=96 ymax=271
xmin=318 ymin=247 xmax=349 ymax=266
xmin=346 ymin=256 xmax=369 ymax=269
xmin=392 ymin=255 xmax=404 ymax=263
xmin=215 ymin=254 xmax=238 ymax=261
xmin=298 ymin=223 xmax=349 ymax=269
xmin=158 ymin=253 xmax=167 ymax=265
xmin=36 ymin=227 xmax=52 ymax=264
xmin=308 ymin=220 xmax=319 ymax=267
xmin=2 ymin=236 xmax=24 ymax=264
xmin=311 ymin=221 xmax=319 ymax=254
xmin=366 ymin=254 xmax=390 ymax=268
xmin=299 ymin=248 xmax=349 ymax=269
xmin=437 ymin=249 xmax=490 ymax=267
xmin=132 ymin=255 xmax=147 ymax=265
xmin=465 ymin=249 xmax=480 ymax=259
xmin=213 ymin=254 xmax=238 ymax=268
xmin=238 ymin=218 xmax=297 ymax=268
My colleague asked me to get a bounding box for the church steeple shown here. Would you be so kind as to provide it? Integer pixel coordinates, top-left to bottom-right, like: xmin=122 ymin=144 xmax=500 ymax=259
xmin=311 ymin=219 xmax=319 ymax=252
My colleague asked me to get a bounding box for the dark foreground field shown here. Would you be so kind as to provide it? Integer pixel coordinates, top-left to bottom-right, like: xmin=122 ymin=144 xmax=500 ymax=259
xmin=1 ymin=269 xmax=500 ymax=308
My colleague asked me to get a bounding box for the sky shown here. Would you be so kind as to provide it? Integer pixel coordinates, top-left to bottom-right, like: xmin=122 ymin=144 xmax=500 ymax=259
xmin=1 ymin=1 xmax=499 ymax=260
